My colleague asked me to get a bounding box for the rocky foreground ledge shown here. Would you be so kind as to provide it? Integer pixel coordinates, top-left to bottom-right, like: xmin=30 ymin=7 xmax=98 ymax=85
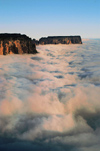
xmin=0 ymin=33 xmax=37 ymax=55
xmin=39 ymin=36 xmax=82 ymax=45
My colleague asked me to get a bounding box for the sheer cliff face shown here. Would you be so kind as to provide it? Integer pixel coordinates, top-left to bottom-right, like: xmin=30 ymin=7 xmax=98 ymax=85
xmin=0 ymin=34 xmax=37 ymax=55
xmin=39 ymin=36 xmax=82 ymax=45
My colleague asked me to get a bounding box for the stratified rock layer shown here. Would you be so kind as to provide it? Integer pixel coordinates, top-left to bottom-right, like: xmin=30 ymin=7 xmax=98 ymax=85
xmin=39 ymin=36 xmax=82 ymax=45
xmin=0 ymin=33 xmax=37 ymax=55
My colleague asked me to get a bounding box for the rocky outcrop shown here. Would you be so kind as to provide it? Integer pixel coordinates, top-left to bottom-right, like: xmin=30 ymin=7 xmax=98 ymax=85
xmin=33 ymin=39 xmax=39 ymax=45
xmin=39 ymin=36 xmax=82 ymax=45
xmin=0 ymin=33 xmax=38 ymax=55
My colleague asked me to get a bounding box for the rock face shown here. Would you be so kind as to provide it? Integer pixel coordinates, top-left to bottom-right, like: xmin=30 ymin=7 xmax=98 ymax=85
xmin=39 ymin=36 xmax=82 ymax=45
xmin=0 ymin=33 xmax=38 ymax=55
xmin=33 ymin=39 xmax=39 ymax=45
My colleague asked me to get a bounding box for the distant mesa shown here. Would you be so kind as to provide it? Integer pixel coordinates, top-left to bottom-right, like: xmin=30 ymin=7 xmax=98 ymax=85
xmin=0 ymin=34 xmax=82 ymax=55
xmin=39 ymin=36 xmax=82 ymax=45
xmin=0 ymin=33 xmax=37 ymax=55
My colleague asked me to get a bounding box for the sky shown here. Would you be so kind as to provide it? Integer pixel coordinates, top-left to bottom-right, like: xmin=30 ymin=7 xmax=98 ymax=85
xmin=0 ymin=0 xmax=100 ymax=39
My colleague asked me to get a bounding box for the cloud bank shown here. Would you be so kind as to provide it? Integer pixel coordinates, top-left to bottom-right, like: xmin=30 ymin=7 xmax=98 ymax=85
xmin=0 ymin=40 xmax=100 ymax=150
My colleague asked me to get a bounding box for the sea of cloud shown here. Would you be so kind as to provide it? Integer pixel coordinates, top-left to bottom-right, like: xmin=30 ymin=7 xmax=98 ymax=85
xmin=0 ymin=39 xmax=100 ymax=151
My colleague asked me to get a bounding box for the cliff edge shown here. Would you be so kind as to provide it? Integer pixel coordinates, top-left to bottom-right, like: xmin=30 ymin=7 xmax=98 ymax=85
xmin=0 ymin=33 xmax=38 ymax=55
xmin=39 ymin=36 xmax=82 ymax=45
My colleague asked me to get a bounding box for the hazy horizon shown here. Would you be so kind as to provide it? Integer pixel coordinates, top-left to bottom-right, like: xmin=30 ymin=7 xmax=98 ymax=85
xmin=0 ymin=32 xmax=100 ymax=41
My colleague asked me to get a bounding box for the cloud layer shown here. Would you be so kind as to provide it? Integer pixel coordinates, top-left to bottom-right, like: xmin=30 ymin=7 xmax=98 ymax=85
xmin=0 ymin=39 xmax=100 ymax=150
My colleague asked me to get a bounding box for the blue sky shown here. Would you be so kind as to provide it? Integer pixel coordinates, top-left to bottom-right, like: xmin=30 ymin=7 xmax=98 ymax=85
xmin=0 ymin=0 xmax=100 ymax=39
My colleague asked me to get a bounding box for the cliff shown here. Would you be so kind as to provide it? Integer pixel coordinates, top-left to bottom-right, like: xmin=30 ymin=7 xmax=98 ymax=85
xmin=39 ymin=36 xmax=82 ymax=45
xmin=33 ymin=39 xmax=39 ymax=45
xmin=0 ymin=33 xmax=38 ymax=55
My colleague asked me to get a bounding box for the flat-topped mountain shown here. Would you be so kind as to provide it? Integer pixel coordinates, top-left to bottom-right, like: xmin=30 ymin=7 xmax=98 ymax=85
xmin=0 ymin=34 xmax=82 ymax=55
xmin=39 ymin=36 xmax=82 ymax=45
xmin=0 ymin=33 xmax=37 ymax=55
